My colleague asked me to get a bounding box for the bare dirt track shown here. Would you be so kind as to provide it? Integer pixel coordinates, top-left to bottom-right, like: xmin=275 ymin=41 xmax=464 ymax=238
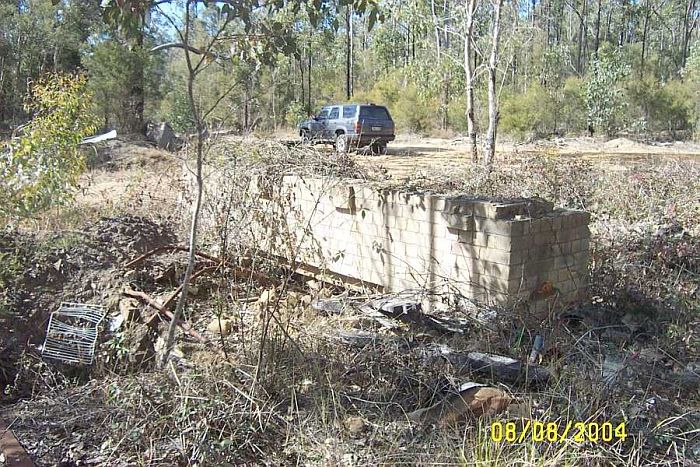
xmin=353 ymin=134 xmax=700 ymax=178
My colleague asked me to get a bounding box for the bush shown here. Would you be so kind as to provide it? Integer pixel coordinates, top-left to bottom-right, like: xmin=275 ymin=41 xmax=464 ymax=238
xmin=0 ymin=73 xmax=98 ymax=219
xmin=557 ymin=77 xmax=587 ymax=134
xmin=354 ymin=73 xmax=437 ymax=134
xmin=83 ymin=41 xmax=151 ymax=132
xmin=284 ymin=101 xmax=307 ymax=129
xmin=500 ymin=82 xmax=556 ymax=140
xmin=626 ymin=77 xmax=694 ymax=137
xmin=160 ymin=86 xmax=195 ymax=133
xmin=585 ymin=46 xmax=630 ymax=135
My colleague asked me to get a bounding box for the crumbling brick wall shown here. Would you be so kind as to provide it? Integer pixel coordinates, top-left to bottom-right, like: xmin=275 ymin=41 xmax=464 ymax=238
xmin=251 ymin=175 xmax=591 ymax=309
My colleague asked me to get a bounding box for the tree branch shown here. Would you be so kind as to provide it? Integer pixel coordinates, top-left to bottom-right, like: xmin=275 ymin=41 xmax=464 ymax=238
xmin=150 ymin=42 xmax=207 ymax=55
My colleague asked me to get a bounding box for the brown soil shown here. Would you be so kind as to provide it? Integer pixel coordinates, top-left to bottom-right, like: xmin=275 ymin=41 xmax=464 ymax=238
xmin=354 ymin=135 xmax=700 ymax=179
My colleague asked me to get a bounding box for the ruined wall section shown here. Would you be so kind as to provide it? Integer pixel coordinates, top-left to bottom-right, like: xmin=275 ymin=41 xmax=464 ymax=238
xmin=251 ymin=175 xmax=591 ymax=309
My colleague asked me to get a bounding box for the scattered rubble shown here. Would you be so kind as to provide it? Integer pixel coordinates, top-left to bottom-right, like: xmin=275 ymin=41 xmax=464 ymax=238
xmin=146 ymin=122 xmax=182 ymax=152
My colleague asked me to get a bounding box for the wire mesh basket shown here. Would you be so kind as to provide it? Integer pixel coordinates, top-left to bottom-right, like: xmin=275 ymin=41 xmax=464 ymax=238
xmin=41 ymin=302 xmax=106 ymax=365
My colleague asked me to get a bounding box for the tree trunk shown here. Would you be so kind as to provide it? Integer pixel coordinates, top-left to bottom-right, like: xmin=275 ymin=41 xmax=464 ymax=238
xmin=349 ymin=6 xmax=353 ymax=97
xmin=593 ymin=0 xmax=602 ymax=57
xmin=162 ymin=3 xmax=202 ymax=366
xmin=576 ymin=0 xmax=587 ymax=74
xmin=307 ymin=30 xmax=312 ymax=112
xmin=484 ymin=0 xmax=504 ymax=171
xmin=464 ymin=0 xmax=478 ymax=161
xmin=681 ymin=0 xmax=698 ymax=69
xmin=640 ymin=0 xmax=650 ymax=79
xmin=299 ymin=53 xmax=306 ymax=113
xmin=129 ymin=14 xmax=146 ymax=134
xmin=431 ymin=0 xmax=441 ymax=60
xmin=346 ymin=5 xmax=354 ymax=100
xmin=271 ymin=70 xmax=277 ymax=130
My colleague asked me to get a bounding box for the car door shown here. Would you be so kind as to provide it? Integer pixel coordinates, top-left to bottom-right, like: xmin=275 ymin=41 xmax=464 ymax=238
xmin=323 ymin=106 xmax=340 ymax=140
xmin=310 ymin=107 xmax=330 ymax=139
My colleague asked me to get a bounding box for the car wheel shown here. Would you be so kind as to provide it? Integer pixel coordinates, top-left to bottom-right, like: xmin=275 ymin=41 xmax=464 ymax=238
xmin=371 ymin=143 xmax=387 ymax=155
xmin=335 ymin=133 xmax=348 ymax=154
xmin=300 ymin=129 xmax=310 ymax=144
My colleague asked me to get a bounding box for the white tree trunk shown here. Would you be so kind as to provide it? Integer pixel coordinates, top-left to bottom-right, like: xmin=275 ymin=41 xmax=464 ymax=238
xmin=431 ymin=0 xmax=442 ymax=60
xmin=464 ymin=0 xmax=478 ymax=161
xmin=484 ymin=0 xmax=504 ymax=170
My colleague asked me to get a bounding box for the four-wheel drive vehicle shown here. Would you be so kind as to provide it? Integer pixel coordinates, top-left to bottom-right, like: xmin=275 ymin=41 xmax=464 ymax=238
xmin=299 ymin=103 xmax=395 ymax=154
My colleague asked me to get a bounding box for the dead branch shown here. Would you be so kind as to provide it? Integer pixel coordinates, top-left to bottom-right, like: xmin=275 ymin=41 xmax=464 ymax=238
xmin=123 ymin=245 xmax=223 ymax=268
xmin=160 ymin=265 xmax=219 ymax=310
xmin=123 ymin=287 xmax=210 ymax=344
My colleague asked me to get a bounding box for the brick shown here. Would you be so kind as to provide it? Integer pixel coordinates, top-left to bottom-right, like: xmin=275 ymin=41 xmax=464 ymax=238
xmin=472 ymin=201 xmax=497 ymax=218
xmin=555 ymin=254 xmax=575 ymax=269
xmin=552 ymin=216 xmax=563 ymax=230
xmin=432 ymin=198 xmax=447 ymax=211
xmin=557 ymin=268 xmax=574 ymax=282
xmin=481 ymin=247 xmax=520 ymax=265
xmin=526 ymin=245 xmax=554 ymax=261
xmin=444 ymin=198 xmax=474 ymax=216
xmin=451 ymin=241 xmax=480 ymax=257
xmin=469 ymin=232 xmax=490 ymax=247
xmin=533 ymin=231 xmax=555 ymax=246
xmin=517 ymin=257 xmax=555 ymax=277
xmin=474 ymin=218 xmax=524 ymax=236
xmin=442 ymin=213 xmax=474 ymax=231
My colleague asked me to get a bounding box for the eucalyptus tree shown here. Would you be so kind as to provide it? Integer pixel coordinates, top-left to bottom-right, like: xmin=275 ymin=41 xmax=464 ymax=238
xmin=483 ymin=0 xmax=504 ymax=170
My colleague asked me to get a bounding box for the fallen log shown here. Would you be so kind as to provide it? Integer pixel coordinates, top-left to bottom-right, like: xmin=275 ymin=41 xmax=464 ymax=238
xmin=123 ymin=288 xmax=210 ymax=344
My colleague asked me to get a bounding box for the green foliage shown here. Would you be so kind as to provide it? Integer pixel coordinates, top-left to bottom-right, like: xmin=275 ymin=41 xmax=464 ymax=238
xmin=558 ymin=77 xmax=587 ymax=133
xmin=626 ymin=77 xmax=694 ymax=136
xmin=0 ymin=73 xmax=98 ymax=219
xmin=682 ymin=44 xmax=700 ymax=139
xmin=2 ymin=0 xmax=699 ymax=140
xmin=500 ymin=82 xmax=556 ymax=140
xmin=83 ymin=41 xmax=155 ymax=132
xmin=585 ymin=47 xmax=631 ymax=135
xmin=284 ymin=101 xmax=307 ymax=128
xmin=0 ymin=0 xmax=101 ymax=126
xmin=354 ymin=72 xmax=436 ymax=133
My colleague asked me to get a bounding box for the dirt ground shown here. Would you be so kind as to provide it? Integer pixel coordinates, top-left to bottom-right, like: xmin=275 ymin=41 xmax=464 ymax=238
xmin=269 ymin=132 xmax=700 ymax=179
xmin=69 ymin=133 xmax=700 ymax=210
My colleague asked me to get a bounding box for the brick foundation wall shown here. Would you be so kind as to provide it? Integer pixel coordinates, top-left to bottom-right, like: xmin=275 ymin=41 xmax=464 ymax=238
xmin=250 ymin=175 xmax=591 ymax=309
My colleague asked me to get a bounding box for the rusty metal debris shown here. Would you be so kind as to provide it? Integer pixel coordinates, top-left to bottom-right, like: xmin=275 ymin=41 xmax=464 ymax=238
xmin=41 ymin=302 xmax=106 ymax=365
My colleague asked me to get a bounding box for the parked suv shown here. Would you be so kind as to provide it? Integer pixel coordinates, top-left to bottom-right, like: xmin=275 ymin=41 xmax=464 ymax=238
xmin=299 ymin=103 xmax=395 ymax=154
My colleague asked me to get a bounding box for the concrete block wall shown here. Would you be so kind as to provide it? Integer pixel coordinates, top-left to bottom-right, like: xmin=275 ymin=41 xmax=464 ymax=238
xmin=252 ymin=175 xmax=591 ymax=308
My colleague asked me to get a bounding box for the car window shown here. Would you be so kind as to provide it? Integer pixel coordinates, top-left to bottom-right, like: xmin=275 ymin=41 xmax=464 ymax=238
xmin=317 ymin=108 xmax=330 ymax=119
xmin=329 ymin=107 xmax=339 ymax=119
xmin=342 ymin=105 xmax=357 ymax=118
xmin=359 ymin=106 xmax=390 ymax=119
